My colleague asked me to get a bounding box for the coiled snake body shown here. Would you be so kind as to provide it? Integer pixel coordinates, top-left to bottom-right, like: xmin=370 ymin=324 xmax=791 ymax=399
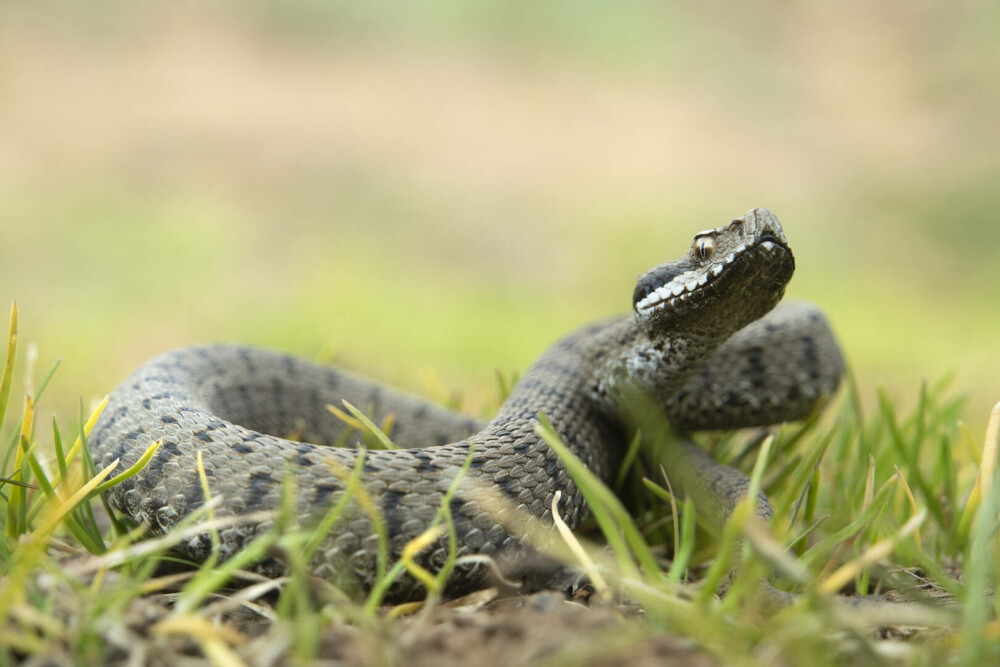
xmin=91 ymin=208 xmax=844 ymax=600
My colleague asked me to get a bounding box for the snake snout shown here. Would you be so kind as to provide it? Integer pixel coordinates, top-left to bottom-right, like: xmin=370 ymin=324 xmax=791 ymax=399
xmin=743 ymin=208 xmax=788 ymax=245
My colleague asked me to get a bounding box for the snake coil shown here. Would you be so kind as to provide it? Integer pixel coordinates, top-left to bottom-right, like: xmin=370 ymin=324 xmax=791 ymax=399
xmin=91 ymin=208 xmax=844 ymax=600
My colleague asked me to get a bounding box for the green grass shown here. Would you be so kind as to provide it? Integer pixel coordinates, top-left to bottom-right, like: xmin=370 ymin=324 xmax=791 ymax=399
xmin=3 ymin=300 xmax=1000 ymax=666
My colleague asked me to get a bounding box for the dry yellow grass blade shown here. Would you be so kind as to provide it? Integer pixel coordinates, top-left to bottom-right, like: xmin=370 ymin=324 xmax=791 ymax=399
xmin=399 ymin=523 xmax=447 ymax=593
xmin=551 ymin=490 xmax=610 ymax=597
xmin=817 ymin=508 xmax=927 ymax=596
xmin=155 ymin=615 xmax=248 ymax=667
xmin=957 ymin=401 xmax=1000 ymax=539
xmin=894 ymin=465 xmax=922 ymax=546
xmin=91 ymin=438 xmax=162 ymax=495
xmin=137 ymin=571 xmax=200 ymax=594
xmin=0 ymin=301 xmax=17 ymax=433
xmin=30 ymin=458 xmax=119 ymax=540
xmin=196 ymin=450 xmax=221 ymax=550
xmin=200 ymin=640 xmax=249 ymax=667
xmin=10 ymin=602 xmax=67 ymax=638
xmin=198 ymin=577 xmax=284 ymax=623
xmin=49 ymin=395 xmax=109 ymax=491
xmin=155 ymin=614 xmax=249 ymax=644
xmin=386 ymin=601 xmax=425 ymax=619
xmin=326 ymin=403 xmax=366 ymax=432
xmin=337 ymin=400 xmax=398 ymax=450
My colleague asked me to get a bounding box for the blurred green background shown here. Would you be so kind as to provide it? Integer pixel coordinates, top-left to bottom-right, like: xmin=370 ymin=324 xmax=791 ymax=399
xmin=1 ymin=1 xmax=998 ymax=431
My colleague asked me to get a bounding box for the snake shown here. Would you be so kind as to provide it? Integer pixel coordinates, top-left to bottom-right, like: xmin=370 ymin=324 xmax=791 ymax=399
xmin=89 ymin=208 xmax=846 ymax=601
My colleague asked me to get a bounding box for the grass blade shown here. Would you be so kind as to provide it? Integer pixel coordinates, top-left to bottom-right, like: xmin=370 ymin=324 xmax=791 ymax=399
xmin=332 ymin=400 xmax=398 ymax=450
xmin=536 ymin=413 xmax=662 ymax=579
xmin=91 ymin=439 xmax=162 ymax=495
xmin=0 ymin=302 xmax=17 ymax=437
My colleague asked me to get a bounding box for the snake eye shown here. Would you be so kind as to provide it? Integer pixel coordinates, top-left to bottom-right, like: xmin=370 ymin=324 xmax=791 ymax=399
xmin=695 ymin=236 xmax=715 ymax=260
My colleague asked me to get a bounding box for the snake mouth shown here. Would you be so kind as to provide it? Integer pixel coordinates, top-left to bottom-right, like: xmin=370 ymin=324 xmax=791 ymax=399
xmin=633 ymin=236 xmax=792 ymax=318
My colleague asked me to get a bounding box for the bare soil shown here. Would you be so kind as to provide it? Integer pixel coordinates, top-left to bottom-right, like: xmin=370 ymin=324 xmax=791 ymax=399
xmin=96 ymin=589 xmax=719 ymax=667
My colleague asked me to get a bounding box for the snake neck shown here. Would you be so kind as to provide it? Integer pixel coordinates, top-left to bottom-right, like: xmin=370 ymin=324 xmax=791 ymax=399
xmin=580 ymin=317 xmax=725 ymax=415
xmin=478 ymin=317 xmax=725 ymax=493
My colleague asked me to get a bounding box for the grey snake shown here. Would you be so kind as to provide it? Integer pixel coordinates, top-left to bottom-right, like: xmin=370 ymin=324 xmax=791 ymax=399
xmin=90 ymin=208 xmax=845 ymax=600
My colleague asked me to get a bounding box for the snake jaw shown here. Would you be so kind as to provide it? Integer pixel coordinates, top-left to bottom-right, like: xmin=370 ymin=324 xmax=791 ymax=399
xmin=632 ymin=208 xmax=794 ymax=325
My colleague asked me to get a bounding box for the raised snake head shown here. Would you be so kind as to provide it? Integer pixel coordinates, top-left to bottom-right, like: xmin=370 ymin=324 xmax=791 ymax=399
xmin=631 ymin=208 xmax=795 ymax=337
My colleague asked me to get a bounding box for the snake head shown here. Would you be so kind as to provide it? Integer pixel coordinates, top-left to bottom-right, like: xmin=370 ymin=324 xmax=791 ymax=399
xmin=632 ymin=208 xmax=795 ymax=335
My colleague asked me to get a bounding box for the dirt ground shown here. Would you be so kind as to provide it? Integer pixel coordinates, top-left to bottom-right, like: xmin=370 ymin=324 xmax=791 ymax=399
xmin=90 ymin=589 xmax=718 ymax=667
xmin=321 ymin=594 xmax=715 ymax=667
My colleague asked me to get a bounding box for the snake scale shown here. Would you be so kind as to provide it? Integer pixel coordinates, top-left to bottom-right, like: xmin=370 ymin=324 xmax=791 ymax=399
xmin=90 ymin=208 xmax=845 ymax=600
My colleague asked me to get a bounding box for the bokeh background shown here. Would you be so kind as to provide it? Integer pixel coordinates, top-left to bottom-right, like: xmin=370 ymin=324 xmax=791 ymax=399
xmin=2 ymin=2 xmax=998 ymax=432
